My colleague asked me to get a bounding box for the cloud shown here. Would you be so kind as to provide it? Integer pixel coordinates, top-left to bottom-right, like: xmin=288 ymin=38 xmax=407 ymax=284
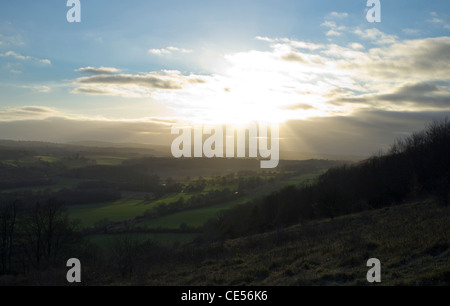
xmin=77 ymin=66 xmax=120 ymax=75
xmin=0 ymin=106 xmax=60 ymax=121
xmin=151 ymin=35 xmax=450 ymax=124
xmin=326 ymin=30 xmax=341 ymax=37
xmin=378 ymin=83 xmax=450 ymax=107
xmin=329 ymin=12 xmax=348 ymax=18
xmin=428 ymin=12 xmax=450 ymax=29
xmin=0 ymin=33 xmax=24 ymax=47
xmin=0 ymin=50 xmax=51 ymax=65
xmin=349 ymin=43 xmax=365 ymax=50
xmin=71 ymin=87 xmax=117 ymax=96
xmin=321 ymin=21 xmax=347 ymax=37
xmin=255 ymin=36 xmax=324 ymax=50
xmin=148 ymin=46 xmax=192 ymax=55
xmin=19 ymin=107 xmax=51 ymax=113
xmin=342 ymin=36 xmax=450 ymax=80
xmin=255 ymin=36 xmax=274 ymax=42
xmin=148 ymin=48 xmax=170 ymax=55
xmin=68 ymin=34 xmax=450 ymax=125
xmin=285 ymin=104 xmax=315 ymax=111
xmin=77 ymin=74 xmax=184 ymax=89
xmin=402 ymin=28 xmax=422 ymax=36
xmin=282 ymin=110 xmax=450 ymax=156
xmin=321 ymin=21 xmax=337 ymax=28
xmin=281 ymin=52 xmax=306 ymax=63
xmin=353 ymin=28 xmax=398 ymax=45
xmin=72 ymin=69 xmax=207 ymax=97
xmin=19 ymin=85 xmax=51 ymax=93
xmin=332 ymin=82 xmax=450 ymax=109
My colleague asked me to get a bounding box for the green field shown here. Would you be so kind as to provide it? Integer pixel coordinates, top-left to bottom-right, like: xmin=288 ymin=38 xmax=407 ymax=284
xmin=137 ymin=198 xmax=250 ymax=229
xmin=35 ymin=155 xmax=61 ymax=163
xmin=68 ymin=199 xmax=156 ymax=227
xmin=2 ymin=157 xmax=44 ymax=167
xmin=68 ymin=171 xmax=325 ymax=229
xmin=68 ymin=191 xmax=228 ymax=228
xmin=136 ymin=172 xmax=324 ymax=229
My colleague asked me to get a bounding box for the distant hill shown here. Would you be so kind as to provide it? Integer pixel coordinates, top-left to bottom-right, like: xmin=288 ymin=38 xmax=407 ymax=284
xmin=280 ymin=150 xmax=365 ymax=162
xmin=0 ymin=139 xmax=366 ymax=162
xmin=67 ymin=141 xmax=170 ymax=157
xmin=0 ymin=139 xmax=171 ymax=157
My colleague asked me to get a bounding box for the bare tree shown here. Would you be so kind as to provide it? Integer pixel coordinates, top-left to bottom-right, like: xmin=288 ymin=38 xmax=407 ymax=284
xmin=0 ymin=200 xmax=18 ymax=275
xmin=22 ymin=199 xmax=75 ymax=268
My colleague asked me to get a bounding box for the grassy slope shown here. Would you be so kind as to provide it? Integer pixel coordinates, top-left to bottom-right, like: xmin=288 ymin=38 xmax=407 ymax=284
xmin=68 ymin=199 xmax=156 ymax=227
xmin=142 ymin=199 xmax=450 ymax=285
xmin=87 ymin=233 xmax=198 ymax=248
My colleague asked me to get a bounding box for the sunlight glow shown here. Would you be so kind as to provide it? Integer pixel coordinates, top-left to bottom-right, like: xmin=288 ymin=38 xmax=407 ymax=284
xmin=154 ymin=45 xmax=356 ymax=125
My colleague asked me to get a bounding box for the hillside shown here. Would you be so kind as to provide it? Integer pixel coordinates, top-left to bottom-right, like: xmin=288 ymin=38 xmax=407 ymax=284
xmin=127 ymin=199 xmax=450 ymax=286
xmin=201 ymin=120 xmax=450 ymax=240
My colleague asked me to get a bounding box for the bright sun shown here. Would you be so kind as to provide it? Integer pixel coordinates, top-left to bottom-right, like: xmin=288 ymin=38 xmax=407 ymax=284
xmin=155 ymin=47 xmax=353 ymax=126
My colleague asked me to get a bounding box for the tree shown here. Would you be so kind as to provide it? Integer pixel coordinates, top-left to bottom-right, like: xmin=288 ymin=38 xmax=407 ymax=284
xmin=0 ymin=200 xmax=18 ymax=275
xmin=21 ymin=198 xmax=76 ymax=268
xmin=111 ymin=235 xmax=138 ymax=278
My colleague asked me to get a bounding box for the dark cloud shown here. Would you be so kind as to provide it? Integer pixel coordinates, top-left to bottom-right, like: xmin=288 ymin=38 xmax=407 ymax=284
xmin=285 ymin=103 xmax=315 ymax=110
xmin=346 ymin=37 xmax=450 ymax=80
xmin=282 ymin=52 xmax=306 ymax=63
xmin=377 ymin=82 xmax=450 ymax=107
xmin=281 ymin=110 xmax=450 ymax=157
xmin=332 ymin=82 xmax=450 ymax=108
xmin=77 ymin=74 xmax=185 ymax=90
xmin=71 ymin=87 xmax=116 ymax=95
xmin=77 ymin=66 xmax=120 ymax=75
xmin=20 ymin=106 xmax=52 ymax=113
xmin=72 ymin=70 xmax=207 ymax=96
xmin=188 ymin=78 xmax=206 ymax=84
xmin=0 ymin=106 xmax=57 ymax=120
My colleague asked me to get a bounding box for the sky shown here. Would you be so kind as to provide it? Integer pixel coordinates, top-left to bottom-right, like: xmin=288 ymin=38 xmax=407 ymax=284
xmin=0 ymin=0 xmax=450 ymax=157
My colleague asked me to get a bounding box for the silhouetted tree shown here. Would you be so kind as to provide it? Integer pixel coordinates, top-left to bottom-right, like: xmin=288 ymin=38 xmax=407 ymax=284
xmin=0 ymin=200 xmax=19 ymax=275
xmin=21 ymin=198 xmax=76 ymax=268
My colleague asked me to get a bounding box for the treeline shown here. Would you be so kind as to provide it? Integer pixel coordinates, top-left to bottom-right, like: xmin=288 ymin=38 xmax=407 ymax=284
xmin=0 ymin=164 xmax=53 ymax=189
xmin=277 ymin=159 xmax=344 ymax=173
xmin=0 ymin=186 xmax=120 ymax=207
xmin=203 ymin=119 xmax=450 ymax=240
xmin=0 ymin=199 xmax=80 ymax=275
xmin=67 ymin=165 xmax=160 ymax=192
xmin=0 ymin=147 xmax=33 ymax=160
xmin=0 ymin=198 xmax=168 ymax=281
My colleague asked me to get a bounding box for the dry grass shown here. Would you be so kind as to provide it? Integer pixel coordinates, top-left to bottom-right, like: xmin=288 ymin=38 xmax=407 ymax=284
xmin=141 ymin=199 xmax=450 ymax=286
